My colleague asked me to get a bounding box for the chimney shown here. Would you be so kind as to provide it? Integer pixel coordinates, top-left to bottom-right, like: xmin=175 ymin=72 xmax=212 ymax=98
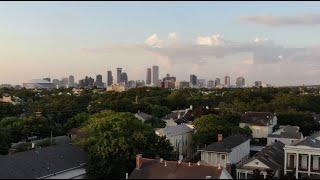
xmin=190 ymin=105 xmax=193 ymax=110
xmin=218 ymin=134 xmax=223 ymax=142
xmin=136 ymin=154 xmax=142 ymax=170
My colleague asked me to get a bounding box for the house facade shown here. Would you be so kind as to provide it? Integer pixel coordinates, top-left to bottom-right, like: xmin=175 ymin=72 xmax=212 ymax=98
xmin=198 ymin=134 xmax=250 ymax=168
xmin=239 ymin=112 xmax=277 ymax=139
xmin=236 ymin=141 xmax=285 ymax=179
xmin=284 ymin=137 xmax=320 ymax=179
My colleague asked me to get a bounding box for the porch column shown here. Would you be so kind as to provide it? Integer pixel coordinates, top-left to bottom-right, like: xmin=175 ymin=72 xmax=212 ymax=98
xmin=245 ymin=172 xmax=247 ymax=179
xmin=308 ymin=154 xmax=311 ymax=176
xmin=284 ymin=151 xmax=287 ymax=175
xmin=296 ymin=153 xmax=299 ymax=179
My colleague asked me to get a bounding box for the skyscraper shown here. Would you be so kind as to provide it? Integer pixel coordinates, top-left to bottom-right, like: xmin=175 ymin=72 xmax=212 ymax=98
xmin=254 ymin=81 xmax=262 ymax=87
xmin=68 ymin=75 xmax=75 ymax=88
xmin=152 ymin=66 xmax=159 ymax=87
xmin=120 ymin=72 xmax=128 ymax=84
xmin=61 ymin=78 xmax=69 ymax=88
xmin=224 ymin=75 xmax=230 ymax=87
xmin=146 ymin=68 xmax=151 ymax=85
xmin=96 ymin=74 xmax=103 ymax=88
xmin=207 ymin=80 xmax=214 ymax=89
xmin=117 ymin=68 xmax=122 ymax=83
xmin=236 ymin=77 xmax=245 ymax=88
xmin=190 ymin=74 xmax=197 ymax=87
xmin=215 ymin=78 xmax=221 ymax=87
xmin=52 ymin=79 xmax=60 ymax=89
xmin=107 ymin=70 xmax=113 ymax=86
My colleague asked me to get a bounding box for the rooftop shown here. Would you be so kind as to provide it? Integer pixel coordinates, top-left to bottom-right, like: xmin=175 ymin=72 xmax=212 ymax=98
xmin=241 ymin=111 xmax=275 ymax=126
xmin=129 ymin=158 xmax=229 ymax=179
xmin=290 ymin=136 xmax=320 ymax=148
xmin=268 ymin=125 xmax=302 ymax=139
xmin=156 ymin=124 xmax=194 ymax=137
xmin=200 ymin=135 xmax=250 ymax=153
xmin=0 ymin=143 xmax=86 ymax=179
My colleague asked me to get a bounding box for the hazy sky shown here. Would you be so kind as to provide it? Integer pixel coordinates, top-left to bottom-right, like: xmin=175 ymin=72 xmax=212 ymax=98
xmin=1 ymin=1 xmax=320 ymax=86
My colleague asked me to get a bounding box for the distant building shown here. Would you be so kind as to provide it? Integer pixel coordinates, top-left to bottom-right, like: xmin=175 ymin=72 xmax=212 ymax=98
xmin=116 ymin=68 xmax=122 ymax=83
xmin=197 ymin=79 xmax=206 ymax=88
xmin=236 ymin=77 xmax=245 ymax=88
xmin=215 ymin=78 xmax=221 ymax=87
xmin=207 ymin=80 xmax=215 ymax=89
xmin=95 ymin=74 xmax=103 ymax=88
xmin=146 ymin=68 xmax=151 ymax=85
xmin=43 ymin=78 xmax=51 ymax=82
xmin=254 ymin=81 xmax=262 ymax=87
xmin=190 ymin=74 xmax=197 ymax=87
xmin=61 ymin=77 xmax=69 ymax=88
xmin=107 ymin=83 xmax=127 ymax=92
xmin=120 ymin=72 xmax=128 ymax=84
xmin=224 ymin=75 xmax=230 ymax=87
xmin=135 ymin=80 xmax=145 ymax=88
xmin=68 ymin=75 xmax=75 ymax=88
xmin=152 ymin=66 xmax=159 ymax=87
xmin=22 ymin=79 xmax=54 ymax=89
xmin=161 ymin=74 xmax=176 ymax=89
xmin=52 ymin=79 xmax=60 ymax=89
xmin=175 ymin=81 xmax=190 ymax=90
xmin=78 ymin=76 xmax=94 ymax=88
xmin=127 ymin=80 xmax=136 ymax=89
xmin=107 ymin=70 xmax=113 ymax=86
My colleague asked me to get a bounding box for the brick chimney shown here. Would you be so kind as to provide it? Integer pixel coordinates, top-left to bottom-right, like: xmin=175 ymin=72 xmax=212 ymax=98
xmin=136 ymin=154 xmax=142 ymax=170
xmin=218 ymin=134 xmax=223 ymax=142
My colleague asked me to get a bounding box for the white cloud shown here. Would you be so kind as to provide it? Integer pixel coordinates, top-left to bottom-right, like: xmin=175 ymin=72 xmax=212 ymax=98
xmin=144 ymin=34 xmax=163 ymax=48
xmin=241 ymin=13 xmax=320 ymax=26
xmin=168 ymin=32 xmax=178 ymax=40
xmin=196 ymin=34 xmax=226 ymax=46
xmin=243 ymin=59 xmax=254 ymax=65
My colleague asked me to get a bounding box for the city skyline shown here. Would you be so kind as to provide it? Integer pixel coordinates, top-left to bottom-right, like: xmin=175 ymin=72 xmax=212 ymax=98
xmin=2 ymin=2 xmax=320 ymax=86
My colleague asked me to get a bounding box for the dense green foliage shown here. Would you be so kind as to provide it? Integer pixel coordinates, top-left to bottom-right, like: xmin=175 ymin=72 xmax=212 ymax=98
xmin=77 ymin=111 xmax=174 ymax=178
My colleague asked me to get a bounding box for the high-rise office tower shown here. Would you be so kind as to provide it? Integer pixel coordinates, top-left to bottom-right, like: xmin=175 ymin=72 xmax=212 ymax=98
xmin=152 ymin=66 xmax=159 ymax=86
xmin=207 ymin=80 xmax=214 ymax=89
xmin=190 ymin=74 xmax=197 ymax=87
xmin=120 ymin=72 xmax=128 ymax=84
xmin=61 ymin=78 xmax=69 ymax=88
xmin=215 ymin=78 xmax=221 ymax=87
xmin=96 ymin=74 xmax=103 ymax=88
xmin=197 ymin=79 xmax=206 ymax=88
xmin=117 ymin=68 xmax=122 ymax=83
xmin=224 ymin=75 xmax=230 ymax=87
xmin=236 ymin=77 xmax=245 ymax=88
xmin=68 ymin=75 xmax=75 ymax=87
xmin=52 ymin=79 xmax=60 ymax=89
xmin=146 ymin=68 xmax=151 ymax=85
xmin=107 ymin=70 xmax=113 ymax=86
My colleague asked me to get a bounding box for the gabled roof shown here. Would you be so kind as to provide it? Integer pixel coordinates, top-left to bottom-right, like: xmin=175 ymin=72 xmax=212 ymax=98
xmin=237 ymin=141 xmax=284 ymax=172
xmin=241 ymin=112 xmax=274 ymax=126
xmin=200 ymin=135 xmax=250 ymax=153
xmin=290 ymin=136 xmax=320 ymax=148
xmin=0 ymin=144 xmax=86 ymax=179
xmin=268 ymin=125 xmax=302 ymax=139
xmin=129 ymin=158 xmax=229 ymax=179
xmin=135 ymin=112 xmax=153 ymax=121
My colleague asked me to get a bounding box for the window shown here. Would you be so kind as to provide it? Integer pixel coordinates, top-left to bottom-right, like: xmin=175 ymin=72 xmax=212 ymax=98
xmin=255 ymin=162 xmax=259 ymax=165
xmin=221 ymin=154 xmax=225 ymax=160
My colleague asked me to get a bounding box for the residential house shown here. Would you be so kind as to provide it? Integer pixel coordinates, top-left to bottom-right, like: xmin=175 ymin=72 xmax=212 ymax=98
xmin=134 ymin=111 xmax=153 ymax=123
xmin=198 ymin=134 xmax=250 ymax=168
xmin=129 ymin=154 xmax=233 ymax=179
xmin=236 ymin=141 xmax=285 ymax=179
xmin=0 ymin=143 xmax=87 ymax=179
xmin=284 ymin=137 xmax=320 ymax=179
xmin=267 ymin=125 xmax=303 ymax=145
xmin=155 ymin=124 xmax=195 ymax=158
xmin=239 ymin=112 xmax=277 ymax=139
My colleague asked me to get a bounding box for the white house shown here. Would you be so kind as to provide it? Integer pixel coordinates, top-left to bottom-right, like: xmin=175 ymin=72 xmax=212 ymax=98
xmin=155 ymin=123 xmax=194 ymax=158
xmin=284 ymin=137 xmax=320 ymax=179
xmin=236 ymin=141 xmax=285 ymax=179
xmin=239 ymin=112 xmax=277 ymax=139
xmin=198 ymin=134 xmax=251 ymax=168
xmin=267 ymin=125 xmax=303 ymax=145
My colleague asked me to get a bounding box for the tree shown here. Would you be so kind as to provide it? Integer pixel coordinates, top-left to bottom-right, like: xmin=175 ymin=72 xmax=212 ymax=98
xmin=0 ymin=128 xmax=10 ymax=155
xmin=150 ymin=105 xmax=171 ymax=118
xmin=77 ymin=111 xmax=174 ymax=178
xmin=64 ymin=112 xmax=90 ymax=131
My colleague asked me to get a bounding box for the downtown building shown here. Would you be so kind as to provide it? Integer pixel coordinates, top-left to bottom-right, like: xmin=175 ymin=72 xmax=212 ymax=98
xmin=236 ymin=76 xmax=245 ymax=88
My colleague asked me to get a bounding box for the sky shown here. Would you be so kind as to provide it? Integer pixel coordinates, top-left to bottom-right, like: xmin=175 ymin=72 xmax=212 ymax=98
xmin=1 ymin=1 xmax=320 ymax=86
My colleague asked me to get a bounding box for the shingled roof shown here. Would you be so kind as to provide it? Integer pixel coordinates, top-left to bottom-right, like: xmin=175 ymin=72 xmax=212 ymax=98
xmin=0 ymin=143 xmax=86 ymax=179
xmin=241 ymin=112 xmax=274 ymax=126
xmin=129 ymin=158 xmax=230 ymax=179
xmin=290 ymin=136 xmax=320 ymax=148
xmin=237 ymin=141 xmax=284 ymax=172
xmin=268 ymin=125 xmax=303 ymax=139
xmin=200 ymin=135 xmax=250 ymax=153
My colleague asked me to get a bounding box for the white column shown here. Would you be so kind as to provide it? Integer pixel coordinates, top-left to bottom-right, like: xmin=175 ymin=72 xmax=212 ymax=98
xmin=296 ymin=153 xmax=299 ymax=179
xmin=308 ymin=154 xmax=311 ymax=176
xmin=245 ymin=172 xmax=247 ymax=179
xmin=263 ymin=172 xmax=266 ymax=179
xmin=284 ymin=151 xmax=287 ymax=175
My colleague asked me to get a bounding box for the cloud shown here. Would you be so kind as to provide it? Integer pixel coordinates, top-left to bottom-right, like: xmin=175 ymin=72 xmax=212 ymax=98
xmin=241 ymin=13 xmax=320 ymax=26
xmin=168 ymin=32 xmax=178 ymax=40
xmin=144 ymin=34 xmax=163 ymax=48
xmin=196 ymin=34 xmax=227 ymax=46
xmin=243 ymin=59 xmax=254 ymax=65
